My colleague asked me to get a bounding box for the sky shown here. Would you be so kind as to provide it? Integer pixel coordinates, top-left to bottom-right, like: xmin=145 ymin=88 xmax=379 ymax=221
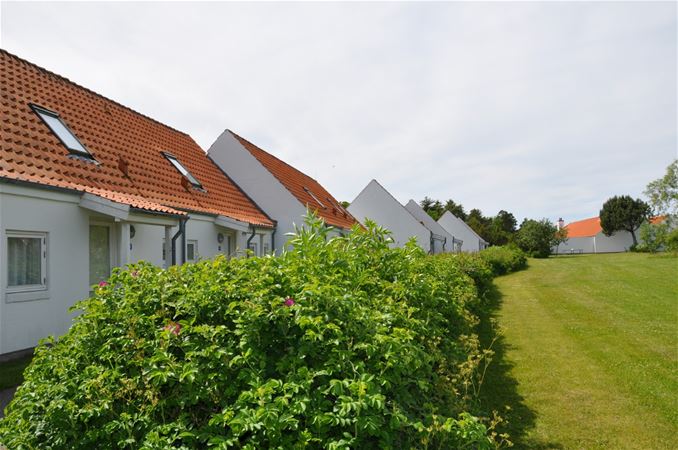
xmin=1 ymin=1 xmax=676 ymax=223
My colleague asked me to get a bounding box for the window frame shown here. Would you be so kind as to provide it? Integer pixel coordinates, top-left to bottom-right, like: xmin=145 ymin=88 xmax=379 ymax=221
xmin=162 ymin=152 xmax=203 ymax=189
xmin=186 ymin=240 xmax=198 ymax=263
xmin=6 ymin=230 xmax=48 ymax=294
xmin=29 ymin=103 xmax=93 ymax=159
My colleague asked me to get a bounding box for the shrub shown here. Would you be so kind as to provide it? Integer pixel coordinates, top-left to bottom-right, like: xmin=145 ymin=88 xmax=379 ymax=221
xmin=515 ymin=219 xmax=560 ymax=258
xmin=0 ymin=216 xmax=498 ymax=449
xmin=479 ymin=246 xmax=528 ymax=276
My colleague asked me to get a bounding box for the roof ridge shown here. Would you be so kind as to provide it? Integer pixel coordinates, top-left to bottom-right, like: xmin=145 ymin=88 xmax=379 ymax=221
xmin=228 ymin=130 xmax=321 ymax=184
xmin=1 ymin=48 xmax=190 ymax=138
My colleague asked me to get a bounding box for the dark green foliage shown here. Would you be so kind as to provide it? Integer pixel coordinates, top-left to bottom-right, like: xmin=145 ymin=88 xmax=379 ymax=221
xmin=599 ymin=196 xmax=651 ymax=246
xmin=0 ymin=216 xmax=499 ymax=450
xmin=445 ymin=200 xmax=467 ymax=222
xmin=479 ymin=246 xmax=528 ymax=276
xmin=515 ymin=219 xmax=560 ymax=258
xmin=420 ymin=197 xmax=445 ymax=221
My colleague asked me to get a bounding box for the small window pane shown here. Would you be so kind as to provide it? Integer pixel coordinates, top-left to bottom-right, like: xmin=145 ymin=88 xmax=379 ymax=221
xmin=8 ymin=236 xmax=42 ymax=286
xmin=187 ymin=243 xmax=195 ymax=261
xmin=33 ymin=106 xmax=89 ymax=155
xmin=164 ymin=154 xmax=202 ymax=188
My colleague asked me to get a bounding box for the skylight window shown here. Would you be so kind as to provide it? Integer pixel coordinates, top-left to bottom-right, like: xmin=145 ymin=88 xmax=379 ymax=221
xmin=304 ymin=187 xmax=326 ymax=208
xmin=30 ymin=104 xmax=91 ymax=157
xmin=163 ymin=152 xmax=202 ymax=188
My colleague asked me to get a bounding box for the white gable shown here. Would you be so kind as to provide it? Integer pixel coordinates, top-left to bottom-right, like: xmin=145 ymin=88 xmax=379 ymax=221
xmin=437 ymin=211 xmax=488 ymax=253
xmin=348 ymin=180 xmax=431 ymax=252
xmin=404 ymin=200 xmax=457 ymax=253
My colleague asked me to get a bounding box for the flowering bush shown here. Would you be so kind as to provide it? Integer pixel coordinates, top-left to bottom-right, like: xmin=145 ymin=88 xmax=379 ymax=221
xmin=0 ymin=216 xmax=501 ymax=449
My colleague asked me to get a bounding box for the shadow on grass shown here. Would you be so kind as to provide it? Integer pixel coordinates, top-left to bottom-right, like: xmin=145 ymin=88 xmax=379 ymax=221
xmin=476 ymin=283 xmax=564 ymax=449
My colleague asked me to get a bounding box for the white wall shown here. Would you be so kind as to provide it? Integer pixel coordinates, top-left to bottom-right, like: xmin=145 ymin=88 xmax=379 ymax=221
xmin=554 ymin=230 xmax=634 ymax=254
xmin=437 ymin=211 xmax=486 ymax=253
xmin=348 ymin=180 xmax=431 ymax=251
xmin=404 ymin=200 xmax=456 ymax=254
xmin=208 ymin=130 xmax=309 ymax=255
xmin=0 ymin=184 xmax=88 ymax=355
xmin=0 ymin=183 xmax=273 ymax=355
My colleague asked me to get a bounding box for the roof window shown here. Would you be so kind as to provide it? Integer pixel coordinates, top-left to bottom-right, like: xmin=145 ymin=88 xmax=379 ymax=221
xmin=163 ymin=152 xmax=202 ymax=189
xmin=30 ymin=104 xmax=92 ymax=158
xmin=304 ymin=187 xmax=326 ymax=208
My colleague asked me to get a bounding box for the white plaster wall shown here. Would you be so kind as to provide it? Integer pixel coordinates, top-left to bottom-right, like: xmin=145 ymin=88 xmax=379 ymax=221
xmin=348 ymin=180 xmax=431 ymax=251
xmin=555 ymin=236 xmax=595 ymax=254
xmin=404 ymin=200 xmax=456 ymax=253
xmin=437 ymin=211 xmax=485 ymax=253
xmin=207 ymin=130 xmax=307 ymax=254
xmin=0 ymin=184 xmax=88 ymax=354
xmin=593 ymin=231 xmax=635 ymax=253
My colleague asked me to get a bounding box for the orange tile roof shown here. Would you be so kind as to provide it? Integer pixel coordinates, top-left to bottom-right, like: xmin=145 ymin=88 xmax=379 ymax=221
xmin=0 ymin=50 xmax=273 ymax=227
xmin=564 ymin=216 xmax=601 ymax=238
xmin=230 ymin=131 xmax=358 ymax=230
xmin=564 ymin=215 xmax=664 ymax=238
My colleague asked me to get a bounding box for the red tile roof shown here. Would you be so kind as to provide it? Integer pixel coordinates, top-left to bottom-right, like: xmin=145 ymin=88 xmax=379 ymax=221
xmin=564 ymin=215 xmax=664 ymax=238
xmin=0 ymin=50 xmax=273 ymax=227
xmin=230 ymin=131 xmax=358 ymax=230
xmin=564 ymin=217 xmax=601 ymax=238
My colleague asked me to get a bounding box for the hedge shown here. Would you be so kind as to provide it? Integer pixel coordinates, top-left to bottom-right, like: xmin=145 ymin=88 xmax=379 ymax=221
xmin=0 ymin=216 xmax=505 ymax=449
xmin=479 ymin=246 xmax=528 ymax=276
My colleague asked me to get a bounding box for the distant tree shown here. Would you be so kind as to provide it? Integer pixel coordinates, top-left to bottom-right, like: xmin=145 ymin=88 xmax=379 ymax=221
xmin=466 ymin=209 xmax=491 ymax=242
xmin=599 ymin=195 xmax=651 ymax=246
xmin=340 ymin=201 xmax=350 ymax=209
xmin=515 ymin=218 xmax=561 ymax=258
xmin=420 ymin=197 xmax=445 ymax=221
xmin=644 ymin=160 xmax=678 ymax=218
xmin=495 ymin=210 xmax=517 ymax=234
xmin=444 ymin=199 xmax=467 ymax=221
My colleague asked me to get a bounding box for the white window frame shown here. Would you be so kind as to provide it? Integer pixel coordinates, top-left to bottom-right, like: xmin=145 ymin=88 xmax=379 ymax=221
xmin=6 ymin=230 xmax=48 ymax=294
xmin=30 ymin=104 xmax=92 ymax=158
xmin=248 ymin=241 xmax=259 ymax=257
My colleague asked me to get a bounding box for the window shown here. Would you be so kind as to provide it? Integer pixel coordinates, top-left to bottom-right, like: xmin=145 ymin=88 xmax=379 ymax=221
xmin=248 ymin=242 xmax=259 ymax=257
xmin=186 ymin=240 xmax=198 ymax=262
xmin=30 ymin=104 xmax=91 ymax=157
xmin=7 ymin=231 xmax=47 ymax=292
xmin=89 ymin=225 xmax=112 ymax=287
xmin=263 ymin=243 xmax=270 ymax=255
xmin=304 ymin=187 xmax=326 ymax=208
xmin=163 ymin=152 xmax=202 ymax=188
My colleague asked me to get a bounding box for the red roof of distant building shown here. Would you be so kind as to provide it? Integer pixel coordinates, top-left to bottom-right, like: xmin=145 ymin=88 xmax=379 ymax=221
xmin=564 ymin=215 xmax=665 ymax=238
xmin=230 ymin=131 xmax=358 ymax=230
xmin=0 ymin=50 xmax=273 ymax=227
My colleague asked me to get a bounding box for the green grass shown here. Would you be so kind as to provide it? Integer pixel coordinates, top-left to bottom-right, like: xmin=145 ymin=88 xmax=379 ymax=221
xmin=480 ymin=253 xmax=678 ymax=449
xmin=0 ymin=356 xmax=32 ymax=391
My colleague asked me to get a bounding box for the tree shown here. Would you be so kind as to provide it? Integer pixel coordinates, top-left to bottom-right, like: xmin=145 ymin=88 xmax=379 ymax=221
xmin=420 ymin=197 xmax=445 ymax=221
xmin=466 ymin=209 xmax=491 ymax=242
xmin=644 ymin=159 xmax=677 ymax=217
xmin=444 ymin=199 xmax=467 ymax=221
xmin=515 ymin=218 xmax=561 ymax=258
xmin=599 ymin=196 xmax=651 ymax=246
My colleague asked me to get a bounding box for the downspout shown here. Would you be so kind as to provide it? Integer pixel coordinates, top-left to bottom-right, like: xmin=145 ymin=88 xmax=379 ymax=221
xmin=171 ymin=218 xmax=187 ymax=265
xmin=430 ymin=231 xmax=434 ymax=255
xmin=246 ymin=226 xmax=256 ymax=258
xmin=443 ymin=236 xmax=447 ymax=253
xmin=271 ymin=227 xmax=276 ymax=256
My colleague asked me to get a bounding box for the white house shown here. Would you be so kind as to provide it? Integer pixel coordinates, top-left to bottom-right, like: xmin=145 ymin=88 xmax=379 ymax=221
xmin=437 ymin=211 xmax=489 ymax=253
xmin=0 ymin=50 xmax=275 ymax=356
xmin=207 ymin=130 xmax=358 ymax=254
xmin=403 ymin=200 xmax=461 ymax=253
xmin=553 ymin=216 xmax=654 ymax=254
xmin=347 ymin=180 xmax=432 ymax=252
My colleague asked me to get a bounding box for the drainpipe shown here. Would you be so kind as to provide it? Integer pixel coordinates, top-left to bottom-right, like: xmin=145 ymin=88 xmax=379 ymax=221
xmin=171 ymin=218 xmax=187 ymax=265
xmin=430 ymin=231 xmax=434 ymax=255
xmin=246 ymin=226 xmax=256 ymax=258
xmin=271 ymin=227 xmax=276 ymax=256
xmin=443 ymin=236 xmax=447 ymax=253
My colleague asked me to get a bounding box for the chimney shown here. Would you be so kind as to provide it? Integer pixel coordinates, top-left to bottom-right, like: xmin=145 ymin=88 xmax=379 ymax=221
xmin=557 ymin=218 xmax=565 ymax=229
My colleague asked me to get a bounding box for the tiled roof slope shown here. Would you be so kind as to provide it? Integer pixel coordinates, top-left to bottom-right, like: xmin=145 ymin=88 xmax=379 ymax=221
xmin=230 ymin=131 xmax=358 ymax=229
xmin=0 ymin=50 xmax=273 ymax=226
xmin=564 ymin=217 xmax=601 ymax=238
xmin=565 ymin=215 xmax=665 ymax=238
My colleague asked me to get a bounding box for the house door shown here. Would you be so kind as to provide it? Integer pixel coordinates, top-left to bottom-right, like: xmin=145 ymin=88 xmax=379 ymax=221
xmin=89 ymin=224 xmax=112 ymax=286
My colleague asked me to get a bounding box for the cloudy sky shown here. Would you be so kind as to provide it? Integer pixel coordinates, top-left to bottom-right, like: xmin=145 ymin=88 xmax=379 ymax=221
xmin=1 ymin=1 xmax=676 ymax=223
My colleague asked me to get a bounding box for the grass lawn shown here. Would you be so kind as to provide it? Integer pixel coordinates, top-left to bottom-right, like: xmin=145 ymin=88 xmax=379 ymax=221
xmin=0 ymin=355 xmax=32 ymax=391
xmin=480 ymin=253 xmax=678 ymax=449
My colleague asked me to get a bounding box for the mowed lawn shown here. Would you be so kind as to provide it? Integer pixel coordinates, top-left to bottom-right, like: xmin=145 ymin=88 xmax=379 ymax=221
xmin=484 ymin=253 xmax=677 ymax=449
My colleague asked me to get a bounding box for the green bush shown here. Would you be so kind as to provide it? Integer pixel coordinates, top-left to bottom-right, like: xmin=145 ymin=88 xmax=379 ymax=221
xmin=479 ymin=246 xmax=528 ymax=276
xmin=0 ymin=216 xmax=499 ymax=449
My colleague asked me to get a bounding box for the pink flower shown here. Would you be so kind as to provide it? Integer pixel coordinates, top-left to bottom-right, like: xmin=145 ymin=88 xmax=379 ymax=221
xmin=163 ymin=321 xmax=181 ymax=336
xmin=98 ymin=281 xmax=108 ymax=287
xmin=284 ymin=297 xmax=295 ymax=307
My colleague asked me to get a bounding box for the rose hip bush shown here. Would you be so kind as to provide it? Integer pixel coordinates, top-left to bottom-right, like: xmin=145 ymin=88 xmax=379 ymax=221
xmin=0 ymin=216 xmax=501 ymax=449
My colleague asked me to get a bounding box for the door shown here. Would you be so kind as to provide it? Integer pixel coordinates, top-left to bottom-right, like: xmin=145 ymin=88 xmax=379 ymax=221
xmin=89 ymin=224 xmax=111 ymax=286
